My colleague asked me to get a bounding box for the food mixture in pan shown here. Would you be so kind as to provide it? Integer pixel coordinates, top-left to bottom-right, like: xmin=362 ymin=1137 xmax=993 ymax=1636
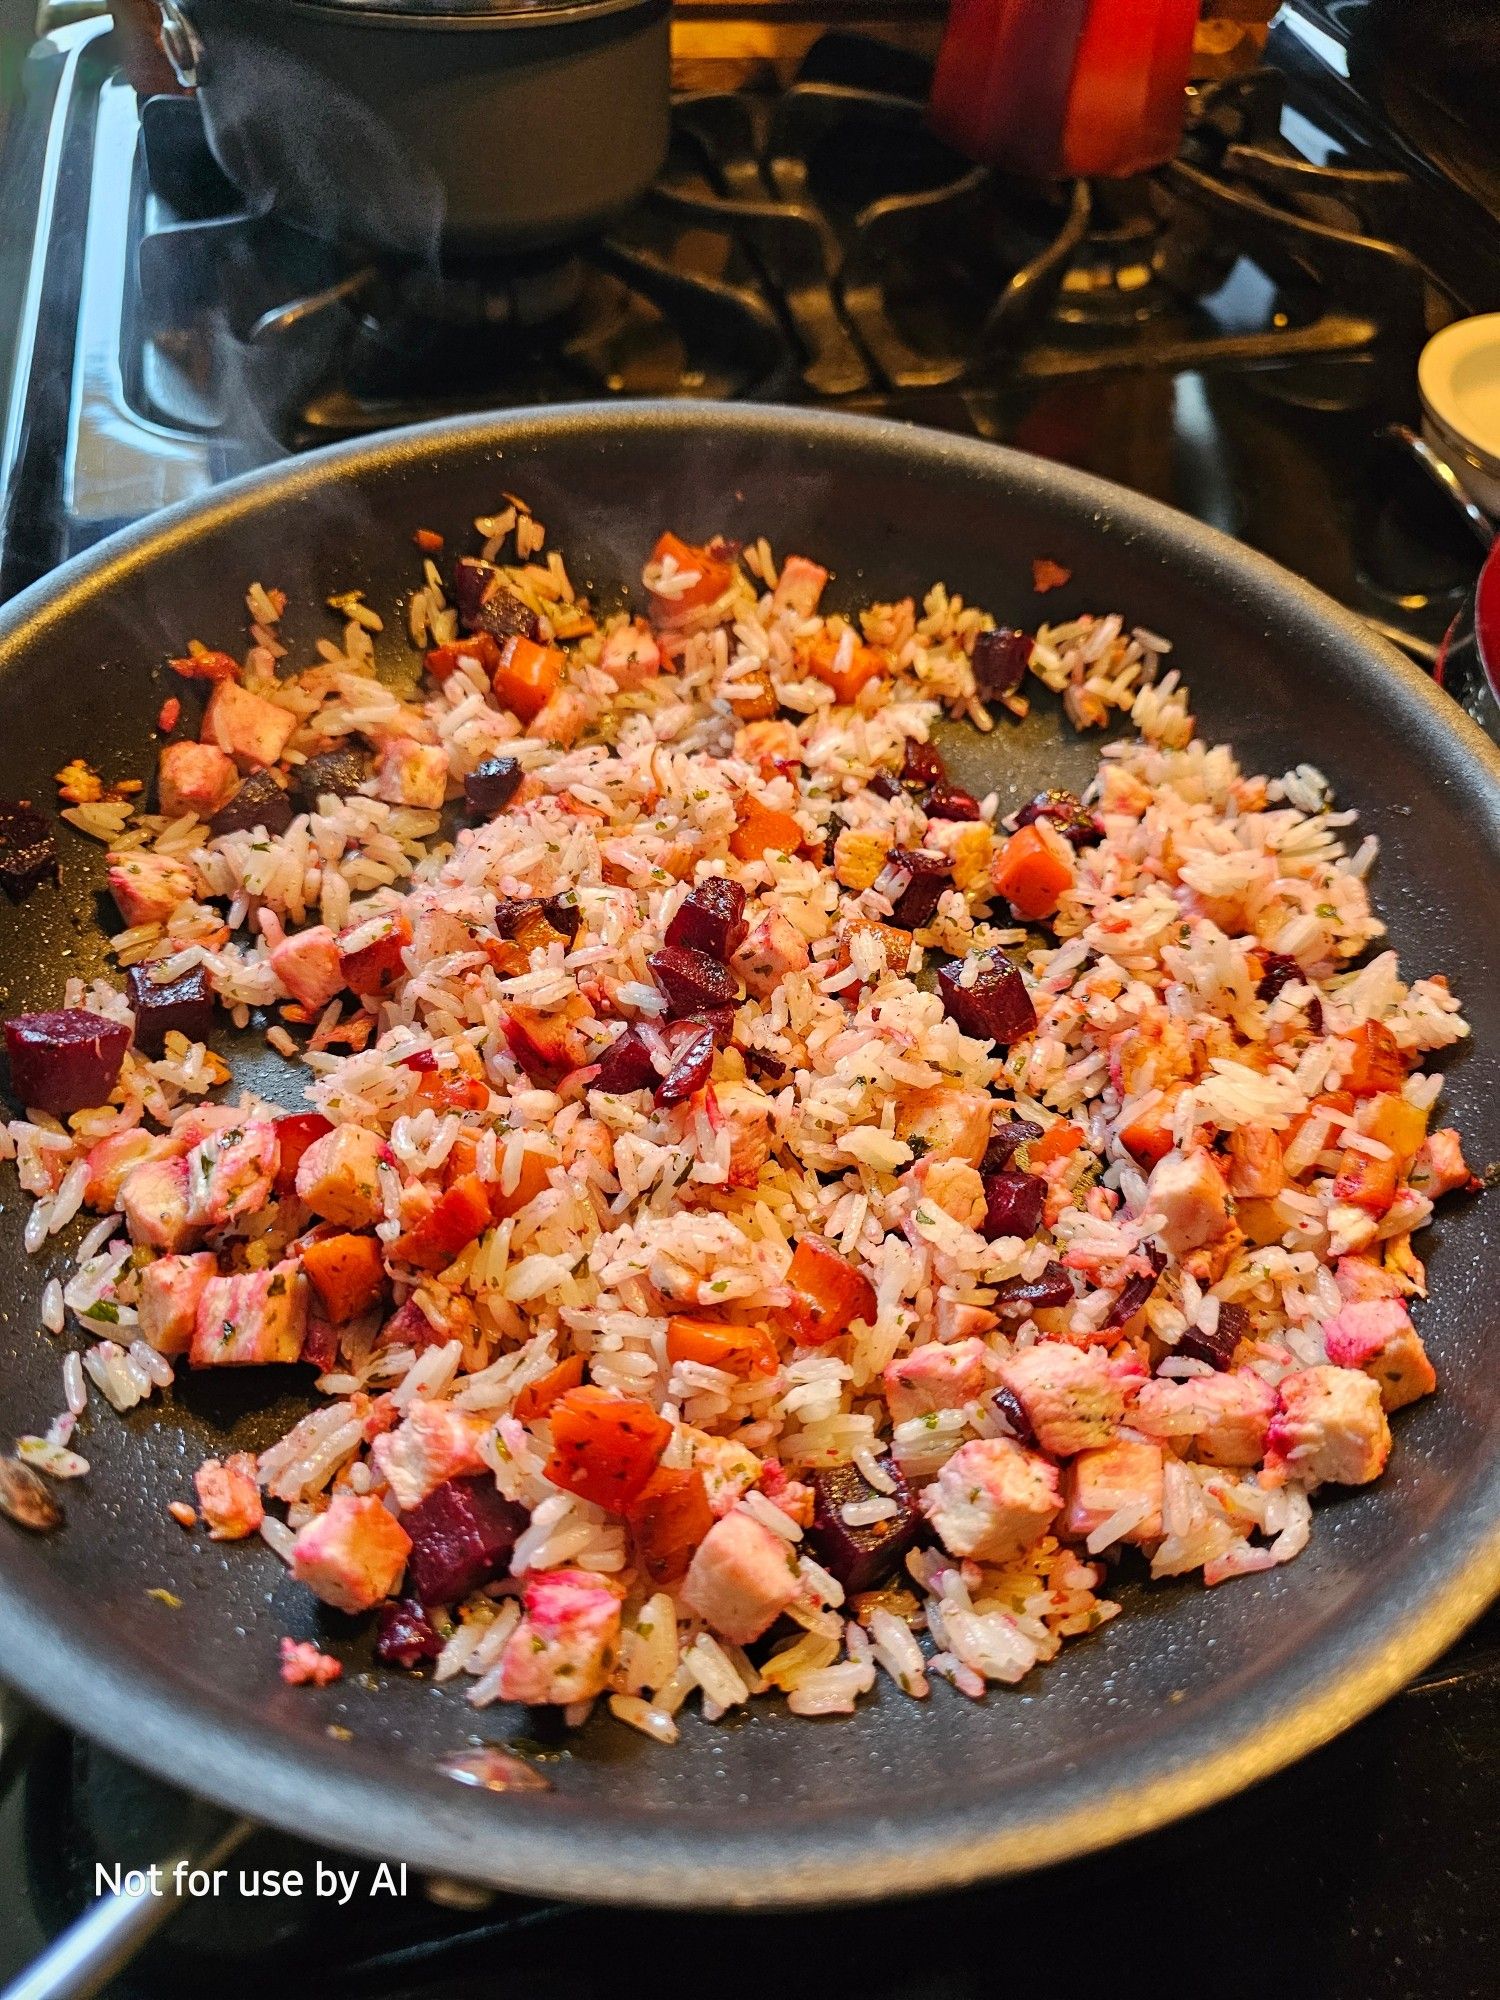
xmin=0 ymin=512 xmax=1475 ymax=1736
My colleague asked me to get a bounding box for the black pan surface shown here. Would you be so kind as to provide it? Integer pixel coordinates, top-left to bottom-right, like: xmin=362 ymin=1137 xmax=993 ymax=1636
xmin=0 ymin=405 xmax=1496 ymax=1907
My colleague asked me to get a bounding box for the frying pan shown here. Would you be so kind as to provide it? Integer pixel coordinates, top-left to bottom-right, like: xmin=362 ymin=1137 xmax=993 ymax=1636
xmin=0 ymin=404 xmax=1497 ymax=1914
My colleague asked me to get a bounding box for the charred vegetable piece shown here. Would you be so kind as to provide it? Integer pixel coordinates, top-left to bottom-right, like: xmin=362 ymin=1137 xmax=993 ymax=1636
xmin=452 ymin=557 xmax=542 ymax=643
xmin=493 ymin=896 xmax=546 ymax=937
xmin=782 ymin=1234 xmax=876 ymax=1344
xmin=0 ymin=802 xmax=59 ymax=902
xmin=626 ymin=1463 xmax=716 ymax=1586
xmin=988 ymin=1385 xmax=1036 ymax=1445
xmin=401 ymin=1474 xmax=528 ymax=1607
xmin=742 ymin=1047 xmax=787 ymax=1083
xmin=937 ymin=953 xmax=1038 ymax=1045
xmin=1256 ymin=952 xmax=1303 ymax=1004
xmin=293 ymin=747 xmax=370 ymax=808
xmin=901 ymin=738 xmax=947 ymax=790
xmin=374 ymin=1597 xmax=443 ymax=1668
xmin=463 ymin=756 xmax=523 ymax=818
xmin=654 ymin=1025 xmax=715 ymax=1106
xmin=665 ymin=878 xmax=749 ymax=962
xmin=594 ymin=1025 xmax=658 ymax=1094
xmin=209 ymin=768 xmax=295 ymax=838
xmin=648 ymin=944 xmax=738 ymax=1015
xmin=1177 ymin=1300 xmax=1250 ymax=1371
xmin=992 ymin=1261 xmax=1074 ymax=1313
xmin=1102 ymin=1244 xmax=1168 ymax=1331
xmin=544 ymin=1386 xmax=671 ymax=1511
xmin=866 ymin=773 xmax=902 ymax=801
xmin=971 ymin=628 xmax=1032 ymax=699
xmin=5 ymin=1009 xmax=130 ymax=1118
xmin=982 ymin=1169 xmax=1046 ymax=1240
xmin=980 ymin=1120 xmax=1044 ymax=1173
xmin=1014 ymin=789 xmax=1103 ymax=847
xmin=888 ymin=848 xmax=951 ymax=930
xmin=126 ymin=964 xmax=215 ymax=1056
xmin=807 ymin=1456 xmax=920 ymax=1593
xmin=542 ymin=894 xmax=581 ymax=943
xmin=924 ymin=784 xmax=982 ymax=822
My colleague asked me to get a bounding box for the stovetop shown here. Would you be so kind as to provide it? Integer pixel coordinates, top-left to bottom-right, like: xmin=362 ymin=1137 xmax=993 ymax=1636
xmin=0 ymin=7 xmax=1497 ymax=1995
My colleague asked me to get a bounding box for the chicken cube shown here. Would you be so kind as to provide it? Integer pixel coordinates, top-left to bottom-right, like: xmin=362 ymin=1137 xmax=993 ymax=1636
xmin=599 ymin=618 xmax=660 ymax=690
xmin=730 ymin=911 xmax=810 ymax=997
xmin=921 ymin=1437 xmax=1061 ymax=1564
xmin=681 ymin=1426 xmax=762 ymax=1517
xmin=1265 ymin=1364 xmax=1392 ymax=1486
xmin=833 ymin=828 xmax=889 ymax=893
xmin=291 ymin=1492 xmax=411 ymax=1614
xmin=202 ymin=679 xmax=297 ymax=771
xmin=1225 ymin=1122 xmax=1284 ymax=1200
xmin=896 ymin=1086 xmax=993 ymax=1170
xmin=1144 ymin=1148 xmax=1234 ymax=1257
xmin=1062 ymin=1438 xmax=1165 ymax=1548
xmin=532 ymin=687 xmax=591 ymax=748
xmin=369 ymin=1397 xmax=492 ymax=1511
xmin=733 ymin=720 xmax=802 ymax=774
xmin=1129 ymin=1372 xmax=1277 ymax=1468
xmin=995 ymin=1341 xmax=1146 ymax=1457
xmin=158 ymin=740 xmax=238 ymax=822
xmin=372 ymin=737 xmax=448 ymax=809
xmin=294 ymin=1124 xmax=386 ymax=1228
xmin=138 ymin=1251 xmax=217 ymax=1356
xmin=84 ymin=1128 xmax=180 ymax=1210
xmin=193 ymin=1451 xmax=264 ymax=1540
xmin=185 ymin=1119 xmax=278 ymax=1228
xmin=119 ymin=1155 xmax=200 ymax=1252
xmin=495 ymin=1568 xmax=622 ymax=1704
xmin=884 ymin=1337 xmax=990 ymax=1426
xmin=190 ymin=1260 xmax=308 ymax=1366
xmin=906 ymin=1157 xmax=987 ymax=1230
xmin=106 ymin=851 xmax=198 ymax=928
xmin=771 ymin=554 xmax=829 ymax=621
xmin=680 ymin=1508 xmax=800 ymax=1644
xmin=710 ymin=1079 xmax=775 ymax=1189
xmin=1334 ymin=1254 xmax=1406 ymax=1305
xmin=270 ymin=924 xmax=345 ymax=1010
xmin=1410 ymin=1127 xmax=1473 ymax=1200
xmin=1321 ymin=1297 xmax=1436 ymax=1412
xmin=933 ymin=1295 xmax=999 ymax=1345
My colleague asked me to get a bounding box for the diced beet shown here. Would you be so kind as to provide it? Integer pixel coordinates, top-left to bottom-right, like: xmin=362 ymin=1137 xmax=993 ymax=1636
xmin=375 ymin=1296 xmax=451 ymax=1354
xmin=742 ymin=1047 xmax=787 ymax=1083
xmin=210 ymin=768 xmax=295 ymax=838
xmin=293 ymin=748 xmax=370 ymax=808
xmin=400 ymin=1473 xmax=528 ymax=1607
xmin=1307 ymin=996 xmax=1324 ymax=1035
xmin=125 ymin=964 xmax=215 ymax=1056
xmin=375 ymin=1596 xmax=443 ymax=1668
xmin=5 ymin=1009 xmax=130 ymax=1118
xmin=0 ymin=802 xmax=59 ymax=902
xmin=988 ymin=1384 xmax=1036 ymax=1445
xmin=679 ymin=1006 xmax=736 ymax=1048
xmin=654 ymin=1024 xmax=715 ymax=1106
xmin=301 ymin=1315 xmax=340 ymax=1373
xmin=493 ymin=896 xmax=546 ymax=937
xmin=665 ymin=878 xmax=748 ymax=962
xmin=542 ymin=895 xmax=581 ymax=943
xmin=1101 ymin=1244 xmax=1168 ymax=1331
xmin=924 ymin=785 xmax=981 ymax=822
xmin=901 ymin=738 xmax=947 ymax=790
xmin=980 ymin=1120 xmax=1044 ymax=1173
xmin=866 ymin=772 xmax=902 ymax=801
xmin=992 ymin=1261 xmax=1075 ymax=1313
xmin=807 ymin=1456 xmax=921 ymax=1593
xmin=982 ymin=1169 xmax=1046 ymax=1241
xmin=1176 ymin=1300 xmax=1250 ymax=1371
xmin=1256 ymin=952 xmax=1303 ymax=1004
xmin=452 ymin=557 xmax=541 ymax=644
xmin=971 ymin=628 xmax=1032 ymax=699
xmin=593 ymin=1025 xmax=657 ymax=1094
xmin=648 ymin=944 xmax=737 ymax=1015
xmin=887 ymin=848 xmax=951 ymax=929
xmin=1014 ymin=789 xmax=1103 ymax=848
xmin=937 ymin=953 xmax=1037 ymax=1045
xmin=464 ymin=756 xmax=523 ymax=818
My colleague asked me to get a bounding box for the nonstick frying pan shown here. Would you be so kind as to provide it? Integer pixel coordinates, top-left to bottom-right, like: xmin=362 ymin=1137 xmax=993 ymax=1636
xmin=0 ymin=404 xmax=1497 ymax=1912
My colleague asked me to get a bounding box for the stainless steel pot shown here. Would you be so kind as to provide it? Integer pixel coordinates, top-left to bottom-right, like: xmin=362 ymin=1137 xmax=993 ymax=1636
xmin=157 ymin=0 xmax=672 ymax=258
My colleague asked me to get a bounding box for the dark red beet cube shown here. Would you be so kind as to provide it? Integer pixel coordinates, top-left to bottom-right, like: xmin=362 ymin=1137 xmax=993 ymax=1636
xmin=924 ymin=785 xmax=981 ymax=822
xmin=980 ymin=1120 xmax=1043 ymax=1173
xmin=982 ymin=1170 xmax=1046 ymax=1241
xmin=464 ymin=756 xmax=523 ymax=818
xmin=866 ymin=773 xmax=902 ymax=801
xmin=971 ymin=628 xmax=1032 ymax=699
xmin=5 ymin=1009 xmax=130 ymax=1118
xmin=993 ymin=1261 xmax=1075 ymax=1313
xmin=678 ymin=1006 xmax=736 ymax=1048
xmin=452 ymin=558 xmax=541 ymax=643
xmin=648 ymin=944 xmax=737 ymax=1015
xmin=1177 ymin=1300 xmax=1250 ymax=1371
xmin=1102 ymin=1244 xmax=1168 ymax=1331
xmin=593 ymin=1025 xmax=658 ymax=1094
xmin=126 ymin=964 xmax=215 ymax=1056
xmin=209 ymin=768 xmax=294 ymax=838
xmin=888 ymin=848 xmax=951 ymax=930
xmin=901 ymin=738 xmax=947 ymax=790
xmin=988 ymin=1385 xmax=1036 ymax=1445
xmin=654 ymin=1024 xmax=715 ymax=1106
xmin=665 ymin=878 xmax=748 ymax=962
xmin=1014 ymin=789 xmax=1103 ymax=848
xmin=0 ymin=802 xmax=59 ymax=902
xmin=937 ymin=954 xmax=1037 ymax=1045
xmin=375 ymin=1597 xmax=443 ymax=1668
xmin=542 ymin=894 xmax=581 ymax=943
xmin=807 ymin=1456 xmax=921 ymax=1593
xmin=293 ymin=747 xmax=369 ymax=809
xmin=1256 ymin=952 xmax=1303 ymax=1004
xmin=401 ymin=1474 xmax=528 ymax=1607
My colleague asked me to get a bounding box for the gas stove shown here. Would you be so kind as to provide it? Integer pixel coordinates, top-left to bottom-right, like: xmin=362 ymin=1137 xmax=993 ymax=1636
xmin=0 ymin=6 xmax=1498 ymax=1996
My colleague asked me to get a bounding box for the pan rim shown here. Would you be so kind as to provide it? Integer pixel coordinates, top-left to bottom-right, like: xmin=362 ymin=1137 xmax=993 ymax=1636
xmin=0 ymin=400 xmax=1497 ymax=1907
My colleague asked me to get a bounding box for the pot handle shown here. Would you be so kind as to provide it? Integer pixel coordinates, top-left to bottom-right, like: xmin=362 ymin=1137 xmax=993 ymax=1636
xmin=155 ymin=0 xmax=206 ymax=90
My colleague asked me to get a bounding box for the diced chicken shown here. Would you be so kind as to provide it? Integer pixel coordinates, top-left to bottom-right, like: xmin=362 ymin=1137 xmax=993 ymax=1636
xmin=138 ymin=1251 xmax=217 ymax=1356
xmin=1062 ymin=1439 xmax=1165 ymax=1548
xmin=995 ymin=1341 xmax=1146 ymax=1457
xmin=921 ymin=1437 xmax=1061 ymax=1565
xmin=730 ymin=911 xmax=810 ymax=997
xmin=170 ymin=1104 xmax=243 ymax=1150
xmin=119 ymin=1155 xmax=200 ymax=1252
xmin=1326 ymin=1201 xmax=1380 ymax=1258
xmin=896 ymin=1086 xmax=993 ymax=1170
xmin=278 ymin=1639 xmax=342 ymax=1687
xmin=682 ymin=1426 xmax=762 ymax=1517
xmin=185 ymin=1119 xmax=277 ymax=1228
xmin=369 ymin=1398 xmax=491 ymax=1511
xmin=1321 ymin=1297 xmax=1436 ymax=1412
xmin=771 ymin=554 xmax=829 ymax=621
xmin=372 ymin=737 xmax=449 ymax=809
xmin=710 ymin=1079 xmax=775 ymax=1189
xmin=531 ymin=687 xmax=591 ymax=748
xmin=291 ymin=1492 xmax=411 ymax=1614
xmin=270 ymin=924 xmax=345 ymax=1010
xmin=598 ymin=618 xmax=661 ymax=690
xmin=833 ymin=828 xmax=889 ymax=893
xmin=193 ymin=1451 xmax=264 ymax=1540
xmin=733 ymin=720 xmax=802 ymax=774
xmin=106 ymin=851 xmax=197 ymax=928
xmin=294 ymin=1124 xmax=385 ymax=1228
xmin=933 ymin=1295 xmax=999 ymax=1345
xmin=1264 ymin=1364 xmax=1392 ymax=1487
xmin=1410 ymin=1127 xmax=1473 ymax=1200
xmin=84 ymin=1128 xmax=179 ymax=1210
xmin=495 ymin=1568 xmax=622 ymax=1704
xmin=190 ymin=1260 xmax=308 ymax=1366
xmin=504 ymin=996 xmax=596 ymax=1074
xmin=680 ymin=1508 xmax=800 ymax=1644
xmin=884 ymin=1337 xmax=990 ymax=1426
xmin=906 ymin=1157 xmax=987 ymax=1230
xmin=158 ymin=740 xmax=238 ymax=821
xmin=1144 ymin=1148 xmax=1234 ymax=1257
xmin=1129 ymin=1372 xmax=1276 ymax=1468
xmin=1334 ymin=1254 xmax=1406 ymax=1305
xmin=202 ymin=679 xmax=297 ymax=771
xmin=1225 ymin=1122 xmax=1284 ymax=1199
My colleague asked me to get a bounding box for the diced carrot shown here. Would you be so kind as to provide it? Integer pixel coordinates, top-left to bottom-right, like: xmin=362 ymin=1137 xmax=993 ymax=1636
xmin=302 ymin=1233 xmax=386 ymax=1324
xmin=730 ymin=797 xmax=805 ymax=863
xmin=338 ymin=908 xmax=412 ymax=997
xmin=169 ymin=648 xmax=240 ymax=684
xmin=413 ymin=527 xmax=444 ymax=552
xmin=273 ymin=1112 xmax=334 ymax=1194
xmin=992 ymin=822 xmax=1075 ymax=920
xmin=626 ymin=1463 xmax=714 ymax=1585
xmin=508 ymin=906 xmax=570 ymax=956
xmin=1359 ymin=1091 xmax=1428 ymax=1166
xmin=804 ymin=630 xmax=887 ymax=705
xmin=489 ymin=1144 xmax=555 ymax=1221
xmin=1029 ymin=1121 xmax=1086 ymax=1166
xmin=544 ymin=1385 xmax=671 ymax=1511
xmin=425 ymin=632 xmax=501 ymax=683
xmin=1333 ymin=1147 xmax=1401 ymax=1217
xmin=391 ymin=1174 xmax=492 ymax=1270
xmin=781 ymin=1235 xmax=876 ymax=1345
xmin=412 ymin=1070 xmax=490 ymax=1114
xmin=491 ymin=634 xmax=562 ymax=724
xmin=649 ymin=532 xmax=733 ymax=611
xmin=1032 ymin=558 xmax=1071 ymax=593
xmin=513 ymin=1353 xmax=586 ymax=1423
xmin=1343 ymin=1021 xmax=1408 ymax=1097
xmin=666 ymin=1315 xmax=780 ymax=1377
